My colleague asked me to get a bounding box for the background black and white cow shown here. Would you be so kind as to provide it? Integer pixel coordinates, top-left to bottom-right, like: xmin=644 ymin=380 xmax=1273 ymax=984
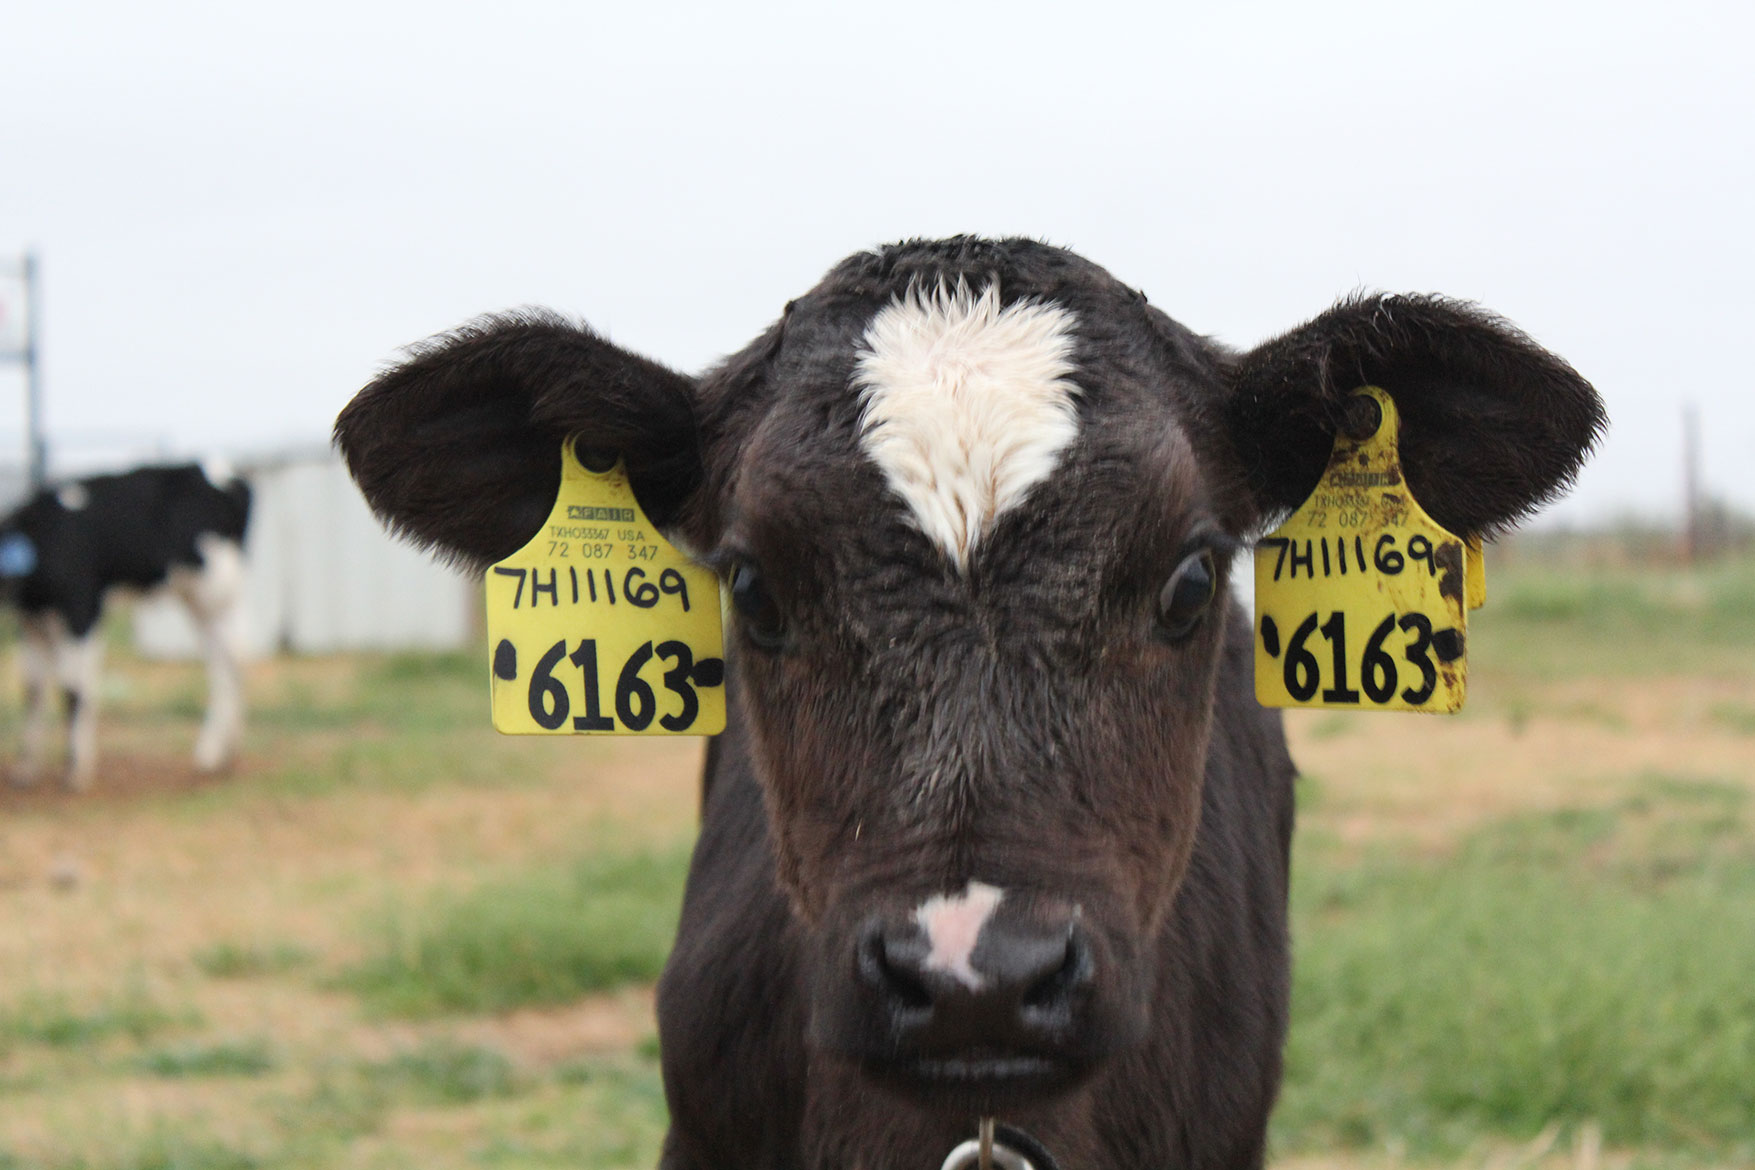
xmin=0 ymin=464 xmax=251 ymax=790
xmin=337 ymin=238 xmax=1603 ymax=1169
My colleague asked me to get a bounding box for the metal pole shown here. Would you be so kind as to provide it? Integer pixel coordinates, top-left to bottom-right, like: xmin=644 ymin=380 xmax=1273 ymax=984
xmin=23 ymin=250 xmax=45 ymax=489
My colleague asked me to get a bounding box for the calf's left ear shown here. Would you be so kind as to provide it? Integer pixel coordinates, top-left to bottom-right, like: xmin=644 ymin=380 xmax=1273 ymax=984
xmin=335 ymin=311 xmax=702 ymax=570
xmin=1224 ymin=294 xmax=1606 ymax=537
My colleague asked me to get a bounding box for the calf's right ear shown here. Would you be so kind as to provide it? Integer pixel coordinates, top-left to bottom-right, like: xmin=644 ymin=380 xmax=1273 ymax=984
xmin=1223 ymin=294 xmax=1606 ymax=538
xmin=335 ymin=311 xmax=702 ymax=569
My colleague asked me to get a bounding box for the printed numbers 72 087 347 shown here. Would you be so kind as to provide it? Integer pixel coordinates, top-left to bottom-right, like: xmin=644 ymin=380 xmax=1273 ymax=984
xmin=1261 ymin=610 xmax=1456 ymax=707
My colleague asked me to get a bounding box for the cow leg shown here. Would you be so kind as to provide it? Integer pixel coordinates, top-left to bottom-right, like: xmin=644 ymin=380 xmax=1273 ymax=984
xmin=57 ymin=627 xmax=104 ymax=792
xmin=12 ymin=613 xmax=58 ymax=786
xmin=178 ymin=536 xmax=246 ymax=772
xmin=190 ymin=603 xmax=245 ymax=772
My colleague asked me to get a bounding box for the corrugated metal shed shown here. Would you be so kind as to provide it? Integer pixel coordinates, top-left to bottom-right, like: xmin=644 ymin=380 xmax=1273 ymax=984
xmin=134 ymin=453 xmax=475 ymax=658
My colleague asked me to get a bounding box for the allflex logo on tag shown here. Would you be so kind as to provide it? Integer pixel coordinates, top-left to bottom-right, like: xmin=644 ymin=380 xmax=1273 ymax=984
xmin=485 ymin=442 xmax=727 ymax=736
xmin=1254 ymin=386 xmax=1485 ymax=714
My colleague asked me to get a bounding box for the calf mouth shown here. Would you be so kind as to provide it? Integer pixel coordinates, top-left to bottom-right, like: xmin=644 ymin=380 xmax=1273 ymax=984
xmin=861 ymin=1046 xmax=1093 ymax=1110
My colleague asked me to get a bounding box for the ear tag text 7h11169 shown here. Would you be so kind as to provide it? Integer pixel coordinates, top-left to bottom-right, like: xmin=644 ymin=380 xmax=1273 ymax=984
xmin=485 ymin=442 xmax=726 ymax=736
xmin=1254 ymin=386 xmax=1483 ymax=714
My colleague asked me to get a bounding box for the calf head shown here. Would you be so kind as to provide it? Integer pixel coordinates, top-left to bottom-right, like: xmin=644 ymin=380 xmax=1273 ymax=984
xmin=337 ymin=237 xmax=1602 ymax=1111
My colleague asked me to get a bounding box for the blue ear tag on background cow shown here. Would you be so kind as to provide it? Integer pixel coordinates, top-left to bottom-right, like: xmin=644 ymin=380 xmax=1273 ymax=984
xmin=1253 ymin=386 xmax=1485 ymax=714
xmin=484 ymin=441 xmax=728 ymax=736
xmin=0 ymin=532 xmax=37 ymax=578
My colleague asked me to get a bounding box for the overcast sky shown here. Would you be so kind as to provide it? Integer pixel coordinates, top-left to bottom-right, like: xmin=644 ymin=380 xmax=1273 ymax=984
xmin=2 ymin=0 xmax=1750 ymax=526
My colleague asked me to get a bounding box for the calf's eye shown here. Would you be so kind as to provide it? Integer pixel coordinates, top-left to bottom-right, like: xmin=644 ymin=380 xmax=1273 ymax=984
xmin=730 ymin=560 xmax=787 ymax=650
xmin=1156 ymin=549 xmax=1217 ymax=642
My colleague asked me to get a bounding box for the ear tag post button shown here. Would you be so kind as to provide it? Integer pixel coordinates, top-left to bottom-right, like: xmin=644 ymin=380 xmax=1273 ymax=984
xmin=1253 ymin=386 xmax=1477 ymax=714
xmin=485 ymin=442 xmax=727 ymax=735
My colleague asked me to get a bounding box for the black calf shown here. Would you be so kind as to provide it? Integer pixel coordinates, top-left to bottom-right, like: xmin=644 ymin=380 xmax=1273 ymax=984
xmin=336 ymin=238 xmax=1603 ymax=1168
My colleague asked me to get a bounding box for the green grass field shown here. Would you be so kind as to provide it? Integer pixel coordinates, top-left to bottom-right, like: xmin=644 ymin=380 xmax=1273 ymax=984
xmin=0 ymin=554 xmax=1750 ymax=1169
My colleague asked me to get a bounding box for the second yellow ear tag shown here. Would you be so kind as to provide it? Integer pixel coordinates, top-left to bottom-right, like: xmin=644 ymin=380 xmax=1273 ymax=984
xmin=1254 ymin=387 xmax=1480 ymax=714
xmin=486 ymin=442 xmax=727 ymax=736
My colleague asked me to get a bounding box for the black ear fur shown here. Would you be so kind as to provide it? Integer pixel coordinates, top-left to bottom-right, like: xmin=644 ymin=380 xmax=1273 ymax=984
xmin=334 ymin=311 xmax=700 ymax=569
xmin=1226 ymin=294 xmax=1606 ymax=537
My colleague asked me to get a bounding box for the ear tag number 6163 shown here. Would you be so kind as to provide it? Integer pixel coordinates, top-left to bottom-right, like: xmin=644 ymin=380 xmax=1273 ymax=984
xmin=485 ymin=441 xmax=727 ymax=735
xmin=1253 ymin=386 xmax=1485 ymax=715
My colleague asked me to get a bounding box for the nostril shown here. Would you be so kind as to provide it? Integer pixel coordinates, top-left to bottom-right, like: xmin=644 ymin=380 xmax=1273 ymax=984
xmin=883 ymin=953 xmax=934 ymax=1010
xmin=1022 ymin=929 xmax=1093 ymax=1011
xmin=857 ymin=924 xmax=933 ymax=1010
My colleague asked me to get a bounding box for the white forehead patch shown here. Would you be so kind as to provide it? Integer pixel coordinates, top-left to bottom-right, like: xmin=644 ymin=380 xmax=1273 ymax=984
xmin=56 ymin=483 xmax=89 ymax=512
xmin=853 ymin=280 xmax=1080 ymax=567
xmin=914 ymin=880 xmax=1005 ymax=992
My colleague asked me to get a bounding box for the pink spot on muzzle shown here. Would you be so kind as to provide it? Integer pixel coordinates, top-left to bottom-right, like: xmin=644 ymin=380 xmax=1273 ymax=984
xmin=914 ymin=881 xmax=1005 ymax=991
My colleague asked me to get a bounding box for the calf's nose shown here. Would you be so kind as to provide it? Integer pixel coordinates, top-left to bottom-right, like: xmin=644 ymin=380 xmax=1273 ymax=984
xmin=857 ymin=906 xmax=1095 ymax=1053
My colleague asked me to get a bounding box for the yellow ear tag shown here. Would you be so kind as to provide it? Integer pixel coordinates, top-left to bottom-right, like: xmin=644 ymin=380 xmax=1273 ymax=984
xmin=1465 ymin=534 xmax=1487 ymax=611
xmin=485 ymin=442 xmax=726 ymax=736
xmin=1253 ymin=386 xmax=1477 ymax=714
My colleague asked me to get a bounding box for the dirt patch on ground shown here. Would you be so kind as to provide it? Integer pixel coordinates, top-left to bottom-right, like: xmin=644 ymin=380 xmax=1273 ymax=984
xmin=0 ymin=735 xmax=705 ymax=1003
xmin=451 ymin=988 xmax=656 ymax=1066
xmin=0 ymin=650 xmax=407 ymax=811
xmin=1285 ymin=674 xmax=1754 ymax=854
xmin=0 ymin=686 xmax=694 ymax=1162
xmin=0 ymin=753 xmax=246 ymax=812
